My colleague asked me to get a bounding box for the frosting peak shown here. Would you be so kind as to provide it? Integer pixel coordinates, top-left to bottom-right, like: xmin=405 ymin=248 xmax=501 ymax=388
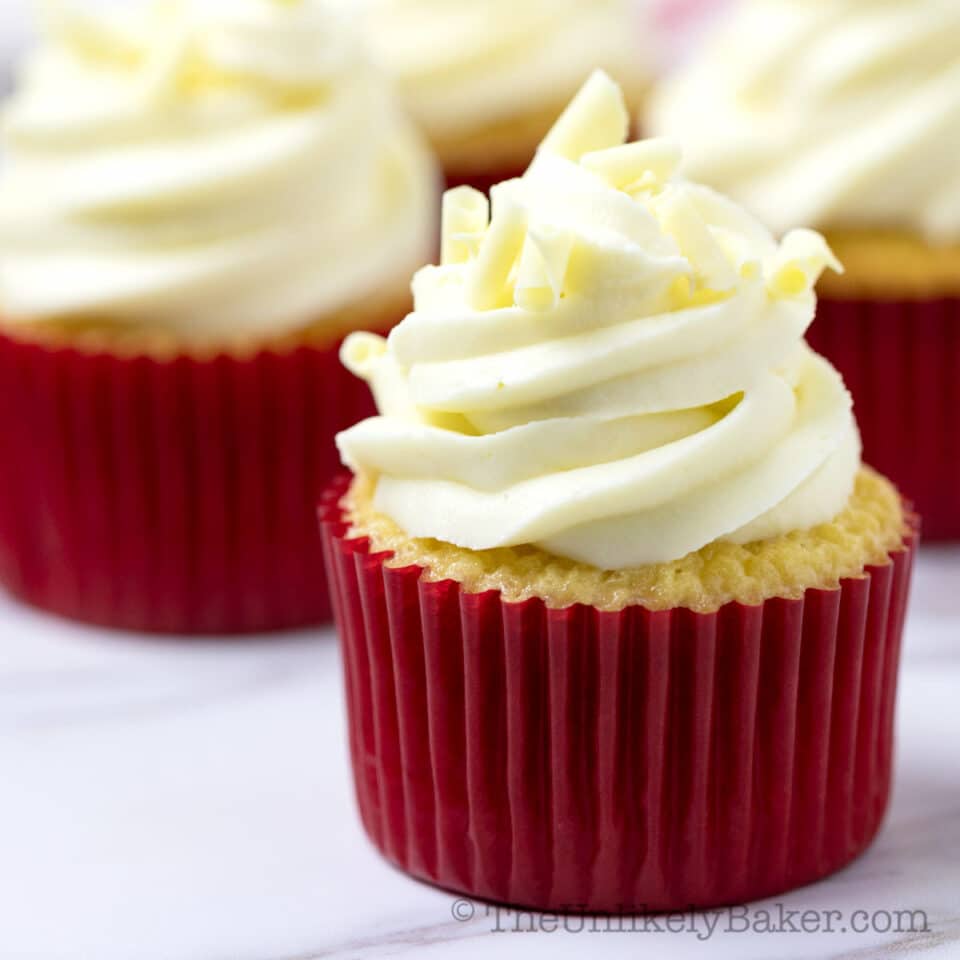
xmin=338 ymin=72 xmax=859 ymax=570
xmin=0 ymin=0 xmax=437 ymax=341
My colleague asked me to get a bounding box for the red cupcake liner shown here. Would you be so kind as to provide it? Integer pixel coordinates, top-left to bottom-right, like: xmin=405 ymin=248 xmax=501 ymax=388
xmin=0 ymin=330 xmax=379 ymax=634
xmin=320 ymin=475 xmax=917 ymax=912
xmin=808 ymin=295 xmax=960 ymax=540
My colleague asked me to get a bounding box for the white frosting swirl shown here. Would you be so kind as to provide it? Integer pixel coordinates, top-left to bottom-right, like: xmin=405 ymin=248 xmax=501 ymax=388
xmin=648 ymin=0 xmax=960 ymax=239
xmin=337 ymin=72 xmax=859 ymax=570
xmin=0 ymin=0 xmax=437 ymax=341
xmin=360 ymin=0 xmax=649 ymax=146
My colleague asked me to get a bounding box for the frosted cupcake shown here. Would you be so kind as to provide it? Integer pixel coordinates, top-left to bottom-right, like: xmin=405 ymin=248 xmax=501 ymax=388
xmin=321 ymin=73 xmax=917 ymax=912
xmin=648 ymin=0 xmax=960 ymax=538
xmin=359 ymin=0 xmax=651 ymax=191
xmin=0 ymin=0 xmax=437 ymax=633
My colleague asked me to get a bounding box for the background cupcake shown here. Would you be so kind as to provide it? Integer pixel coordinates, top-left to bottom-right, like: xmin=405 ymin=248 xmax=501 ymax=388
xmin=0 ymin=0 xmax=437 ymax=633
xmin=358 ymin=0 xmax=652 ymax=191
xmin=322 ymin=73 xmax=916 ymax=912
xmin=648 ymin=0 xmax=960 ymax=538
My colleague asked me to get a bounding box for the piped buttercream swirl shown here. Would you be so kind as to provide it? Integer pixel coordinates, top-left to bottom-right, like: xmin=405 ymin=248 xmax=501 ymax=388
xmin=648 ymin=0 xmax=960 ymax=239
xmin=337 ymin=72 xmax=859 ymax=570
xmin=0 ymin=0 xmax=437 ymax=341
xmin=361 ymin=0 xmax=648 ymax=149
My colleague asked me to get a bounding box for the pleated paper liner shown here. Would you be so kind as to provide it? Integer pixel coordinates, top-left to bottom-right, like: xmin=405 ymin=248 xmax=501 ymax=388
xmin=808 ymin=295 xmax=959 ymax=540
xmin=0 ymin=323 xmax=383 ymax=635
xmin=320 ymin=476 xmax=917 ymax=913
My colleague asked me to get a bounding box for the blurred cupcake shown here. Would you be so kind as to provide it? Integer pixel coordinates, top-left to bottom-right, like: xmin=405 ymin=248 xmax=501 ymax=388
xmin=648 ymin=0 xmax=960 ymax=538
xmin=0 ymin=0 xmax=437 ymax=633
xmin=321 ymin=73 xmax=917 ymax=912
xmin=359 ymin=0 xmax=651 ymax=191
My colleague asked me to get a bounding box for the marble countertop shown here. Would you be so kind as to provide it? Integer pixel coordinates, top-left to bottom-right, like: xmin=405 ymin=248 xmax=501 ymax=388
xmin=0 ymin=547 xmax=958 ymax=960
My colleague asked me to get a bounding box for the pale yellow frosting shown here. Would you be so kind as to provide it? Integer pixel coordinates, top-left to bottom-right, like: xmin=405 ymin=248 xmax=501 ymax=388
xmin=337 ymin=73 xmax=860 ymax=570
xmin=360 ymin=0 xmax=650 ymax=145
xmin=0 ymin=0 xmax=438 ymax=342
xmin=648 ymin=0 xmax=960 ymax=240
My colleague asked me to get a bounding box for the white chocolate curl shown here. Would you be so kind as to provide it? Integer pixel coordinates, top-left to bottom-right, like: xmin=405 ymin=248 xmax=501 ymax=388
xmin=338 ymin=71 xmax=859 ymax=570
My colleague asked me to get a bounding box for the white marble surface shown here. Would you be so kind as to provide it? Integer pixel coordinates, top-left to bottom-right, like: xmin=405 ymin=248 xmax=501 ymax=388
xmin=0 ymin=547 xmax=958 ymax=960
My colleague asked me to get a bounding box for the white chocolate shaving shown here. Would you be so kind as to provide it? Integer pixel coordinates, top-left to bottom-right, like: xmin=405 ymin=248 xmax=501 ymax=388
xmin=539 ymin=69 xmax=628 ymax=163
xmin=441 ymin=186 xmax=490 ymax=266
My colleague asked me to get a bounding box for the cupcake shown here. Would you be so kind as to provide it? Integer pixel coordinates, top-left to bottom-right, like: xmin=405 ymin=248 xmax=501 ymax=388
xmin=358 ymin=0 xmax=651 ymax=192
xmin=321 ymin=72 xmax=917 ymax=912
xmin=0 ymin=0 xmax=437 ymax=633
xmin=648 ymin=0 xmax=960 ymax=538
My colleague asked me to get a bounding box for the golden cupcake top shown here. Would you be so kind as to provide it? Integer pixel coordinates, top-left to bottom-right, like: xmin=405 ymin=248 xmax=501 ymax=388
xmin=0 ymin=0 xmax=437 ymax=344
xmin=337 ymin=72 xmax=861 ymax=571
xmin=648 ymin=0 xmax=960 ymax=240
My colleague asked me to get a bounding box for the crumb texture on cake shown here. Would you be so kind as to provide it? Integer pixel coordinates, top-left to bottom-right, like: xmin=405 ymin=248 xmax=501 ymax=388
xmin=344 ymin=468 xmax=909 ymax=613
xmin=820 ymin=230 xmax=960 ymax=300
